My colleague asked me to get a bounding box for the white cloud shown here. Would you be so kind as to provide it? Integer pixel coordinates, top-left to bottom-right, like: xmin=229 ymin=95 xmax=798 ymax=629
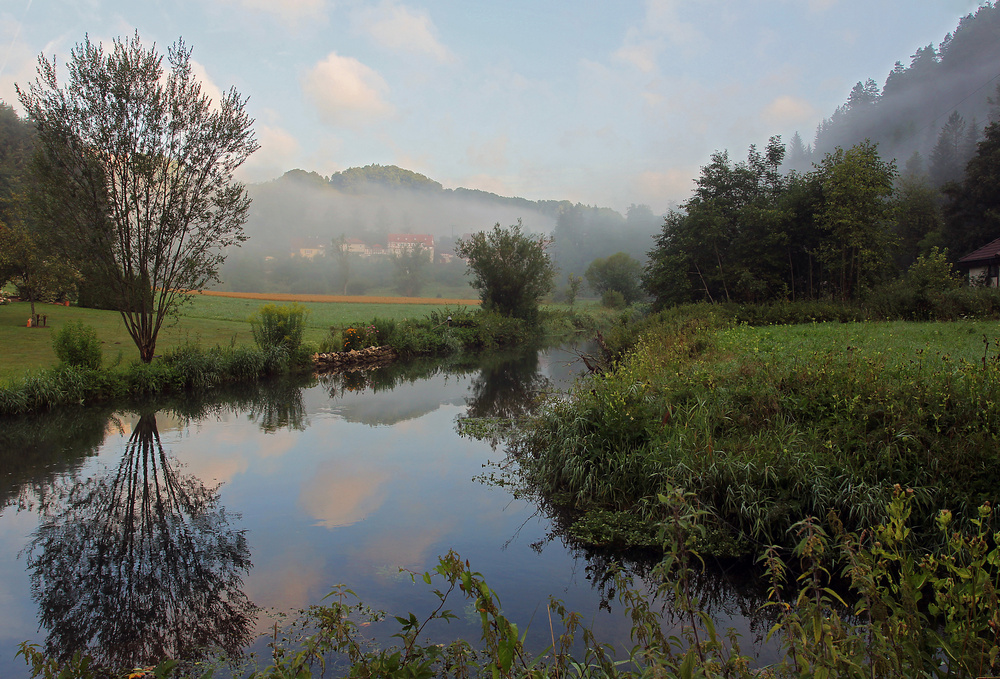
xmin=613 ymin=29 xmax=662 ymax=74
xmin=189 ymin=59 xmax=225 ymax=108
xmin=636 ymin=168 xmax=697 ymax=204
xmin=0 ymin=18 xmax=40 ymax=112
xmin=302 ymin=52 xmax=392 ymax=127
xmin=216 ymin=0 xmax=327 ymax=24
xmin=354 ymin=1 xmax=455 ymax=63
xmin=612 ymin=0 xmax=703 ymax=74
xmin=465 ymin=134 xmax=508 ymax=170
xmin=761 ymin=94 xmax=817 ymax=126
xmin=237 ymin=121 xmax=301 ymax=182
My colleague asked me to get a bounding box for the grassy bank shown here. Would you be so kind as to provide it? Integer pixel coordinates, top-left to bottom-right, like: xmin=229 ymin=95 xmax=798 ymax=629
xmin=0 ymin=295 xmax=482 ymax=382
xmin=507 ymin=307 xmax=1000 ymax=553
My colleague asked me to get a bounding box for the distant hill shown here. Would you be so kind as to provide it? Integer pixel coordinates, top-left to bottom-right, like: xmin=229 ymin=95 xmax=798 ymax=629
xmin=243 ymin=165 xmax=575 ymax=253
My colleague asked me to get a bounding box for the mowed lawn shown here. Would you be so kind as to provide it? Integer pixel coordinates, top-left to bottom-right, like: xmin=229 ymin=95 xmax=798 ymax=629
xmin=0 ymin=292 xmax=480 ymax=382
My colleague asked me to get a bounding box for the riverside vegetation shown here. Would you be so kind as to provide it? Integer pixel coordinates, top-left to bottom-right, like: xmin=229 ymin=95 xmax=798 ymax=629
xmin=14 ymin=301 xmax=1000 ymax=678
xmin=0 ymin=300 xmax=603 ymax=416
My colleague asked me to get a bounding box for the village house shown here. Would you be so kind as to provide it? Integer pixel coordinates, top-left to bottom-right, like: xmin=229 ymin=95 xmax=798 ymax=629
xmin=957 ymin=237 xmax=1000 ymax=287
xmin=290 ymin=236 xmax=327 ymax=259
xmin=387 ymin=234 xmax=434 ymax=261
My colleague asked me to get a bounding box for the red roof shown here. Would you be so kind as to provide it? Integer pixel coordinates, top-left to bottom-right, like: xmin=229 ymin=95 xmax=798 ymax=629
xmin=958 ymin=237 xmax=1000 ymax=265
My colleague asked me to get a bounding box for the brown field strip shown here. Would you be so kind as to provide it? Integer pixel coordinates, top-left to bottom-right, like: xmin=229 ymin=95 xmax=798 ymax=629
xmin=193 ymin=290 xmax=481 ymax=305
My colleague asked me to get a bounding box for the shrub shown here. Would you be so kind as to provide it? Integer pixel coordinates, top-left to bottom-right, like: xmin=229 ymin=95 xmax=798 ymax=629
xmin=52 ymin=321 xmax=102 ymax=370
xmin=342 ymin=325 xmax=375 ymax=351
xmin=601 ymin=289 xmax=626 ymax=309
xmin=371 ymin=316 xmax=397 ymax=345
xmin=250 ymin=303 xmax=309 ymax=353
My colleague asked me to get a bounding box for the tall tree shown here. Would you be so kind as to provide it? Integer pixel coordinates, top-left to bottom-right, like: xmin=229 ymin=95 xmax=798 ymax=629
xmin=943 ymin=121 xmax=1000 ymax=259
xmin=585 ymin=252 xmax=643 ymax=305
xmin=18 ymin=34 xmax=258 ymax=362
xmin=391 ymin=244 xmax=429 ymax=297
xmin=930 ymin=111 xmax=968 ymax=187
xmin=814 ymin=141 xmax=898 ymax=299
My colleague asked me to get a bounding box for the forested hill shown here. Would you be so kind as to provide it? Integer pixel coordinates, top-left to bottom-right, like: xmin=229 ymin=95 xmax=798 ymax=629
xmin=244 ymin=165 xmax=663 ymax=277
xmin=283 ymin=164 xmax=569 ymax=220
xmin=789 ymin=2 xmax=1000 ymax=183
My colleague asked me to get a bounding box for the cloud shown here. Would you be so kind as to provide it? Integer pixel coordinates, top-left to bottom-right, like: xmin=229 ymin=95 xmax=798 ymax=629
xmin=614 ymin=0 xmax=703 ymax=72
xmin=761 ymin=94 xmax=818 ymax=126
xmin=613 ymin=29 xmax=662 ymax=74
xmin=635 ymin=168 xmax=697 ymax=204
xmin=302 ymin=52 xmax=392 ymax=127
xmin=465 ymin=134 xmax=508 ymax=170
xmin=0 ymin=18 xmax=41 ymax=111
xmin=236 ymin=121 xmax=301 ymax=183
xmin=189 ymin=59 xmax=225 ymax=108
xmin=354 ymin=1 xmax=455 ymax=63
xmin=299 ymin=460 xmax=390 ymax=529
xmin=215 ymin=0 xmax=327 ymax=24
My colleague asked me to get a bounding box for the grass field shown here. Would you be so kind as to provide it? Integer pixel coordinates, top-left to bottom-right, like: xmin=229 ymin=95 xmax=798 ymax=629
xmin=0 ymin=293 xmax=482 ymax=382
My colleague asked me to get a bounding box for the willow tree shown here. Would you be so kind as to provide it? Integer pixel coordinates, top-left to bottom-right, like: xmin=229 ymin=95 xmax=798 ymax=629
xmin=456 ymin=220 xmax=556 ymax=322
xmin=18 ymin=33 xmax=258 ymax=362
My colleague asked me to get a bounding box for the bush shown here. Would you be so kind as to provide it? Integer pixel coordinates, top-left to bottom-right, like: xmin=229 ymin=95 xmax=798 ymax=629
xmin=52 ymin=321 xmax=102 ymax=370
xmin=250 ymin=303 xmax=309 ymax=353
xmin=601 ymin=289 xmax=627 ymax=309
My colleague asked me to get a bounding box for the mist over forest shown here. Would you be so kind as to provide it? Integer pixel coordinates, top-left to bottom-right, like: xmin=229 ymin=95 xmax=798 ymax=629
xmin=787 ymin=2 xmax=1000 ymax=180
xmin=205 ymin=3 xmax=1000 ymax=300
xmin=223 ymin=163 xmax=662 ymax=297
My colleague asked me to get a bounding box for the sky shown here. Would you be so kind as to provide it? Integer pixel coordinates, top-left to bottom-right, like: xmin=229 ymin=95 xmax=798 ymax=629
xmin=0 ymin=0 xmax=989 ymax=214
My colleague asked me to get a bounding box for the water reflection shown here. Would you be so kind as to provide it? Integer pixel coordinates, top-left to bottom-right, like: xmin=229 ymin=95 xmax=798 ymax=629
xmin=0 ymin=344 xmax=781 ymax=675
xmin=23 ymin=413 xmax=255 ymax=668
xmin=465 ymin=349 xmax=552 ymax=420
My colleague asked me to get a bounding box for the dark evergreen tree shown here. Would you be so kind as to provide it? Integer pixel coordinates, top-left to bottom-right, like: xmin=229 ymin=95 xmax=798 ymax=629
xmin=943 ymin=122 xmax=1000 ymax=258
xmin=930 ymin=112 xmax=968 ymax=187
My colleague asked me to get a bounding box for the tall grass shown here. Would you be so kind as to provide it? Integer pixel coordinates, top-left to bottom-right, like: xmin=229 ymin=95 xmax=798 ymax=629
xmin=509 ymin=306 xmax=1000 ymax=552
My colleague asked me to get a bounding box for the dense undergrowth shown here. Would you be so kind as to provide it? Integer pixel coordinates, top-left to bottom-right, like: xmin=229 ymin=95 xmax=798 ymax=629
xmin=509 ymin=304 xmax=1000 ymax=554
xmin=326 ymin=306 xmax=605 ymax=357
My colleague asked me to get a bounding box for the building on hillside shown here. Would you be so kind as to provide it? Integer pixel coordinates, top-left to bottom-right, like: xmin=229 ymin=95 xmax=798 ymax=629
xmin=290 ymin=236 xmax=327 ymax=259
xmin=957 ymin=237 xmax=1000 ymax=287
xmin=344 ymin=238 xmax=367 ymax=254
xmin=387 ymin=234 xmax=434 ymax=261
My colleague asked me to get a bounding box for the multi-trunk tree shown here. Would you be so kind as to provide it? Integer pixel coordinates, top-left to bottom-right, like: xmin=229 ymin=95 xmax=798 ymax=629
xmin=18 ymin=33 xmax=258 ymax=362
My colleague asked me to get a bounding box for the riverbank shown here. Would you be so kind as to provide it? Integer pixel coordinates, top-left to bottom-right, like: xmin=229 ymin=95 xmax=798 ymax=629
xmin=506 ymin=306 xmax=1000 ymax=554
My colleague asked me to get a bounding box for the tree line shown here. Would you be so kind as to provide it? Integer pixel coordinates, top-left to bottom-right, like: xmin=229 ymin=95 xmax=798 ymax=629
xmin=643 ymin=123 xmax=1000 ymax=308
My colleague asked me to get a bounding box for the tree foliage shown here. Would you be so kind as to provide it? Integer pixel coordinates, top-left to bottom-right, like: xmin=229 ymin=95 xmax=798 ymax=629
xmin=18 ymin=33 xmax=258 ymax=362
xmin=943 ymin=121 xmax=1000 ymax=259
xmin=392 ymin=244 xmax=429 ymax=297
xmin=814 ymin=140 xmax=898 ymax=299
xmin=585 ymin=252 xmax=643 ymax=304
xmin=455 ymin=220 xmax=556 ymax=321
xmin=644 ymin=139 xmax=900 ymax=307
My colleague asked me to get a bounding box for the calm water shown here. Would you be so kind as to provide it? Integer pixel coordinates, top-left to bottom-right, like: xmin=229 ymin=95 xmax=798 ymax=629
xmin=0 ymin=346 xmax=773 ymax=676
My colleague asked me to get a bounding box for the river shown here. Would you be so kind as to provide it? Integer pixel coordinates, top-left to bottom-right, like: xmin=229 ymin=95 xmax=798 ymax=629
xmin=0 ymin=345 xmax=772 ymax=676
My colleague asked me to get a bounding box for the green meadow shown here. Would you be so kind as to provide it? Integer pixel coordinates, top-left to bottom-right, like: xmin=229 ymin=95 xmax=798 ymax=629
xmin=0 ymin=295 xmax=480 ymax=382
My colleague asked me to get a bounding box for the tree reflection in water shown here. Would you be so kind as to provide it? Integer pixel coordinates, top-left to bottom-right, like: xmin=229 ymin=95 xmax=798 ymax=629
xmin=24 ymin=413 xmax=255 ymax=669
xmin=464 ymin=349 xmax=552 ymax=421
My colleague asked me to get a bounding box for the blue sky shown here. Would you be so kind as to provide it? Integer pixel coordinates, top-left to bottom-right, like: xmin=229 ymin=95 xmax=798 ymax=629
xmin=0 ymin=0 xmax=987 ymax=213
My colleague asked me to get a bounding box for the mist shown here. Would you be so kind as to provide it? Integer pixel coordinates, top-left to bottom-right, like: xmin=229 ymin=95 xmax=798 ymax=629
xmin=217 ymin=167 xmax=663 ymax=298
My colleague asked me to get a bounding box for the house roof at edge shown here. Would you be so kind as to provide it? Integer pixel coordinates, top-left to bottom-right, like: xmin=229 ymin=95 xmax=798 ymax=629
xmin=958 ymin=237 xmax=1000 ymax=265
